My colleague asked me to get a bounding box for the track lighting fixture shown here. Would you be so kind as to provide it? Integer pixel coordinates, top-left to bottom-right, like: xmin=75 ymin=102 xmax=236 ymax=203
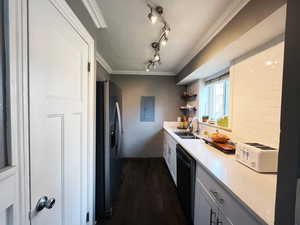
xmin=161 ymin=35 xmax=168 ymax=47
xmin=145 ymin=3 xmax=171 ymax=72
xmin=146 ymin=65 xmax=150 ymax=72
xmin=155 ymin=6 xmax=164 ymax=15
xmin=154 ymin=53 xmax=160 ymax=61
xmin=146 ymin=60 xmax=160 ymax=72
xmin=148 ymin=9 xmax=157 ymax=24
xmin=163 ymin=24 xmax=170 ymax=35
xmin=147 ymin=4 xmax=163 ymax=24
xmin=151 ymin=42 xmax=160 ymax=51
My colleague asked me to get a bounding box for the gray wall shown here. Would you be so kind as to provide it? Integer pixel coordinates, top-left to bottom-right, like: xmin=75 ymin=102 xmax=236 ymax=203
xmin=178 ymin=0 xmax=287 ymax=82
xmin=111 ymin=75 xmax=185 ymax=158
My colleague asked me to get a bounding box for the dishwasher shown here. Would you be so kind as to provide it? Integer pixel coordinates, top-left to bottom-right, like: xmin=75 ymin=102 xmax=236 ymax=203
xmin=176 ymin=144 xmax=196 ymax=225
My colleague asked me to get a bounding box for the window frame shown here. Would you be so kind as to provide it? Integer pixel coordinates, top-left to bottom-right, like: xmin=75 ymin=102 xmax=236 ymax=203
xmin=199 ymin=74 xmax=230 ymax=124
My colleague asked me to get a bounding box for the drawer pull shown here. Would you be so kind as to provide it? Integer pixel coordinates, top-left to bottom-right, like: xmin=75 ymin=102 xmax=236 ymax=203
xmin=217 ymin=218 xmax=223 ymax=225
xmin=209 ymin=209 xmax=217 ymax=225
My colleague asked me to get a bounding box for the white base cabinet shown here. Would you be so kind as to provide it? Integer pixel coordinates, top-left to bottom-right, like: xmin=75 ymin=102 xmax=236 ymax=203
xmin=194 ymin=178 xmax=218 ymax=225
xmin=194 ymin=164 xmax=265 ymax=225
xmin=163 ymin=129 xmax=266 ymax=225
xmin=163 ymin=131 xmax=177 ymax=185
xmin=195 ymin=177 xmax=233 ymax=225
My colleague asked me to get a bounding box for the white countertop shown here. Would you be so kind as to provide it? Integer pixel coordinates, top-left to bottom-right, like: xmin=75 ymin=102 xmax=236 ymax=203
xmin=163 ymin=122 xmax=277 ymax=225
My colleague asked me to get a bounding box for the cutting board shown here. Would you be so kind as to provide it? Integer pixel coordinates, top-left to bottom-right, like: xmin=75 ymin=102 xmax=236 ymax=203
xmin=202 ymin=137 xmax=236 ymax=154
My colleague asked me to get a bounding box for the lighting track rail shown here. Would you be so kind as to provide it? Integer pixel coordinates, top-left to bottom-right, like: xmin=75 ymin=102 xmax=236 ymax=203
xmin=145 ymin=3 xmax=171 ymax=72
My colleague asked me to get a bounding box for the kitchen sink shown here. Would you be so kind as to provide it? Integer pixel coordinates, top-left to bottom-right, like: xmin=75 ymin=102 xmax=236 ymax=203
xmin=174 ymin=131 xmax=199 ymax=139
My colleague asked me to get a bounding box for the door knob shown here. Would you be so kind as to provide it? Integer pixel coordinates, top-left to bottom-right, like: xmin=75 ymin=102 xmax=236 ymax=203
xmin=35 ymin=196 xmax=56 ymax=212
xmin=45 ymin=198 xmax=56 ymax=209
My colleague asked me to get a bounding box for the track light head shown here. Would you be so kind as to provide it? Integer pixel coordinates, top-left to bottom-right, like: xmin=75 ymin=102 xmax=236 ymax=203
xmin=154 ymin=53 xmax=160 ymax=61
xmin=146 ymin=60 xmax=154 ymax=72
xmin=147 ymin=5 xmax=158 ymax=24
xmin=161 ymin=36 xmax=168 ymax=47
xmin=155 ymin=6 xmax=163 ymax=15
xmin=148 ymin=12 xmax=157 ymax=24
xmin=147 ymin=5 xmax=164 ymax=24
xmin=165 ymin=27 xmax=170 ymax=35
xmin=151 ymin=42 xmax=160 ymax=51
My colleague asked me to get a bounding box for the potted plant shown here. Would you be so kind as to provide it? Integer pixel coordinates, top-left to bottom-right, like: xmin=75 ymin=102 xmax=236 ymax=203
xmin=202 ymin=115 xmax=209 ymax=123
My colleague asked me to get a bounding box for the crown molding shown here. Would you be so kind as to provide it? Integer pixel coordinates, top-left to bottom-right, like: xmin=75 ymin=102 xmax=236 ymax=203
xmin=175 ymin=0 xmax=251 ymax=73
xmin=96 ymin=52 xmax=176 ymax=76
xmin=96 ymin=52 xmax=113 ymax=73
xmin=81 ymin=0 xmax=107 ymax=28
xmin=111 ymin=70 xmax=176 ymax=76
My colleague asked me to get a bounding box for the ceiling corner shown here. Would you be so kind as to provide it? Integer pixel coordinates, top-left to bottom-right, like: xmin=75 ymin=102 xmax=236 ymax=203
xmin=81 ymin=0 xmax=107 ymax=29
xmin=96 ymin=52 xmax=113 ymax=74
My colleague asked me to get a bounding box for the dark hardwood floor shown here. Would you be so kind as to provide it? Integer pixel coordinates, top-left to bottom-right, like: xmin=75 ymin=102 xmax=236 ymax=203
xmin=102 ymin=158 xmax=188 ymax=225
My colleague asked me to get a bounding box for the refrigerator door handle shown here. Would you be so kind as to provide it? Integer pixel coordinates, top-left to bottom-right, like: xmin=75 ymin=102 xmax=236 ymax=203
xmin=115 ymin=102 xmax=122 ymax=155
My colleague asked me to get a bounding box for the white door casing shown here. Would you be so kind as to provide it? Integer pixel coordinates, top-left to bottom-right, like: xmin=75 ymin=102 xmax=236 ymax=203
xmin=0 ymin=0 xmax=95 ymax=225
xmin=0 ymin=0 xmax=30 ymax=224
xmin=28 ymin=0 xmax=94 ymax=224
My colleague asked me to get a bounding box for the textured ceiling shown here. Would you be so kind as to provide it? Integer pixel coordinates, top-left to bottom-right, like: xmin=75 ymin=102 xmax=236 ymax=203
xmin=96 ymin=0 xmax=249 ymax=74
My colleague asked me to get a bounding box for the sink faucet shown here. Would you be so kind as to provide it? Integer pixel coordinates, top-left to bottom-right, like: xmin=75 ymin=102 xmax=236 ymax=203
xmin=188 ymin=117 xmax=199 ymax=133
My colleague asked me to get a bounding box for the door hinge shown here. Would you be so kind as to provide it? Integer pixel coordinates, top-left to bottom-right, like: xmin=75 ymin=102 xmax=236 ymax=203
xmin=88 ymin=62 xmax=91 ymax=72
xmin=86 ymin=212 xmax=90 ymax=223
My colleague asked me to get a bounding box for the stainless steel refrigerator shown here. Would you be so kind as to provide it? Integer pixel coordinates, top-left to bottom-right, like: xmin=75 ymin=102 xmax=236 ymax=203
xmin=95 ymin=81 xmax=123 ymax=220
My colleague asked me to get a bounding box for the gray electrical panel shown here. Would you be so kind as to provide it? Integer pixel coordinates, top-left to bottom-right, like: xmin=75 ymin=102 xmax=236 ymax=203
xmin=140 ymin=96 xmax=155 ymax=122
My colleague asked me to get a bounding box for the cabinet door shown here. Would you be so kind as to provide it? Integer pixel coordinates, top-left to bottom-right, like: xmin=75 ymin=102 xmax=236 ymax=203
xmin=163 ymin=140 xmax=168 ymax=162
xmin=217 ymin=212 xmax=234 ymax=225
xmin=165 ymin=144 xmax=172 ymax=173
xmin=171 ymin=144 xmax=177 ymax=184
xmin=163 ymin=132 xmax=168 ymax=161
xmin=196 ymin=164 xmax=262 ymax=225
xmin=194 ymin=178 xmax=218 ymax=225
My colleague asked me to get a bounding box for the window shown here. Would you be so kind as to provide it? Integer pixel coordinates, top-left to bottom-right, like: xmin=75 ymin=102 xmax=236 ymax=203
xmin=200 ymin=75 xmax=230 ymax=124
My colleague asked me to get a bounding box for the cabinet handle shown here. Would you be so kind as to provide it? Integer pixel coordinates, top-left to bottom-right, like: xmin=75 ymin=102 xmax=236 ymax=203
xmin=217 ymin=218 xmax=223 ymax=225
xmin=210 ymin=209 xmax=216 ymax=225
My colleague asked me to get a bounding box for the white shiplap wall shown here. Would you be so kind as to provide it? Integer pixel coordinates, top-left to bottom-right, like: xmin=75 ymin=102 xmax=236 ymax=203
xmin=230 ymin=41 xmax=284 ymax=148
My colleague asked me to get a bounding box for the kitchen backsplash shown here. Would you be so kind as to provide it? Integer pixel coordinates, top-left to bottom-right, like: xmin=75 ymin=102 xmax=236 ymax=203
xmin=230 ymin=41 xmax=284 ymax=149
xmin=185 ymin=41 xmax=284 ymax=149
xmin=198 ymin=123 xmax=233 ymax=140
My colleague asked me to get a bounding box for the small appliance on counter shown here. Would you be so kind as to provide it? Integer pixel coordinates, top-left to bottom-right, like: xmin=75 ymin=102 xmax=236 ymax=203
xmin=202 ymin=132 xmax=236 ymax=154
xmin=235 ymin=142 xmax=278 ymax=173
